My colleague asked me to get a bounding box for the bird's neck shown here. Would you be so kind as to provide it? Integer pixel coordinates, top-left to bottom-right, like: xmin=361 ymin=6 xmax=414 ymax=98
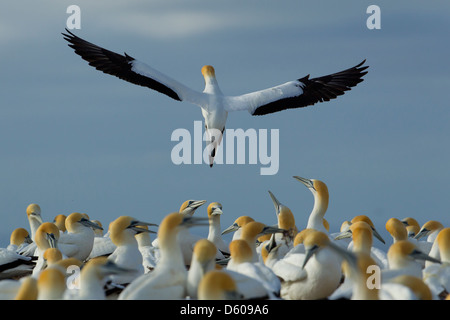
xmin=207 ymin=216 xmax=221 ymax=242
xmin=306 ymin=194 xmax=328 ymax=231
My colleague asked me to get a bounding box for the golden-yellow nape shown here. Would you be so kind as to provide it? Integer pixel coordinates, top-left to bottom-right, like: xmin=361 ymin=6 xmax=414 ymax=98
xmin=10 ymin=228 xmax=30 ymax=246
xmin=385 ymin=217 xmax=407 ymax=242
xmin=229 ymin=239 xmax=253 ymax=263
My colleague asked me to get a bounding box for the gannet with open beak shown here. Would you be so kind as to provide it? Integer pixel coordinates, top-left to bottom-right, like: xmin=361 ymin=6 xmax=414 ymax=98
xmin=118 ymin=212 xmax=209 ymax=299
xmin=62 ymin=29 xmax=368 ymax=166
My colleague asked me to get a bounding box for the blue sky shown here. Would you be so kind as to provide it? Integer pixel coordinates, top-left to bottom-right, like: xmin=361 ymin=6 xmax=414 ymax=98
xmin=1 ymin=1 xmax=449 ymax=251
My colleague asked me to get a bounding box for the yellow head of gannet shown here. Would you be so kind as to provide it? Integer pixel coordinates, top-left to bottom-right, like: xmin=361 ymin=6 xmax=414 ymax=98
xmin=436 ymin=228 xmax=450 ymax=262
xmin=293 ymin=176 xmax=329 ymax=232
xmin=10 ymin=228 xmax=32 ymax=248
xmin=240 ymin=221 xmax=284 ymax=245
xmin=65 ymin=212 xmax=103 ymax=233
xmin=229 ymin=240 xmax=253 ymax=264
xmin=35 ymin=222 xmax=60 ymax=251
xmin=221 ymin=216 xmax=255 ymax=236
xmin=341 ymin=221 xmax=373 ymax=254
xmin=179 ymin=199 xmax=207 ymax=216
xmin=193 ymin=239 xmax=217 ymax=269
xmin=201 ymin=65 xmax=216 ymax=81
xmin=293 ymin=228 xmax=315 ymax=247
xmin=385 ymin=218 xmax=408 ymax=243
xmin=158 ymin=212 xmax=209 ymax=251
xmin=402 ymin=217 xmax=420 ymax=229
xmin=351 ymin=215 xmax=385 ymax=244
xmin=390 ymin=275 xmax=433 ymax=300
xmin=207 ymin=202 xmax=223 ymax=218
xmin=37 ymin=267 xmax=67 ymax=300
xmin=109 ymin=216 xmax=157 ymax=246
xmin=387 ymin=240 xmax=441 ymax=268
xmin=26 ymin=203 xmax=43 ymax=241
xmin=43 ymin=248 xmax=63 ymax=266
xmin=415 ymin=220 xmax=444 ymax=241
xmin=53 ymin=214 xmax=67 ymax=232
xmin=302 ymin=230 xmax=357 ymax=269
xmin=268 ymin=190 xmax=298 ymax=237
xmin=198 ymin=270 xmax=242 ymax=300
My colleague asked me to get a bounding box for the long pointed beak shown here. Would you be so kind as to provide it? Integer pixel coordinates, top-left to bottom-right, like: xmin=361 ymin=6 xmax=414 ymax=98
xmin=190 ymin=200 xmax=207 ymax=209
xmin=128 ymin=220 xmax=158 ymax=234
xmin=101 ymin=260 xmax=138 ymax=276
xmin=334 ymin=230 xmax=353 ymax=240
xmin=371 ymin=227 xmax=386 ymax=244
xmin=302 ymin=245 xmax=318 ymax=269
xmin=293 ymin=176 xmax=315 ymax=190
xmin=268 ymin=190 xmax=281 ymax=215
xmin=410 ymin=249 xmax=441 ymax=264
xmin=222 ymin=223 xmax=239 ymax=235
xmin=182 ymin=216 xmax=210 ymax=228
xmin=260 ymin=225 xmax=285 ymax=237
xmin=414 ymin=228 xmax=429 ymax=240
xmin=80 ymin=218 xmax=103 ymax=230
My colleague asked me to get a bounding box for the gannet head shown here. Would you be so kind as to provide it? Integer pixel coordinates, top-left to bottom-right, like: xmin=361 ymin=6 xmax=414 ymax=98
xmin=293 ymin=228 xmax=315 ymax=247
xmin=198 ymin=270 xmax=241 ymax=300
xmin=201 ymin=65 xmax=216 ymax=79
xmin=351 ymin=215 xmax=385 ymax=244
xmin=240 ymin=221 xmax=284 ymax=244
xmin=268 ymin=190 xmax=297 ymax=232
xmin=229 ymin=239 xmax=253 ymax=264
xmin=109 ymin=216 xmax=157 ymax=246
xmin=53 ymin=214 xmax=67 ymax=232
xmin=415 ymin=220 xmax=444 ymax=240
xmin=385 ymin=218 xmax=407 ymax=242
xmin=158 ymin=212 xmax=209 ymax=248
xmin=179 ymin=199 xmax=207 ymax=216
xmin=401 ymin=217 xmax=420 ymax=229
xmin=65 ymin=212 xmax=103 ymax=233
xmin=207 ymin=202 xmax=223 ymax=218
xmin=193 ymin=239 xmax=217 ymax=273
xmin=43 ymin=248 xmax=63 ymax=265
xmin=303 ymin=230 xmax=357 ymax=270
xmin=10 ymin=228 xmax=32 ymax=246
xmin=388 ymin=240 xmax=441 ymax=267
xmin=26 ymin=203 xmax=43 ymax=223
xmin=35 ymin=222 xmax=60 ymax=250
xmin=221 ymin=216 xmax=254 ymax=235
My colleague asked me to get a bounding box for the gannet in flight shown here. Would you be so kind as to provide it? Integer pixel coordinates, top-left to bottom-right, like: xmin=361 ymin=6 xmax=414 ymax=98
xmin=63 ymin=29 xmax=368 ymax=166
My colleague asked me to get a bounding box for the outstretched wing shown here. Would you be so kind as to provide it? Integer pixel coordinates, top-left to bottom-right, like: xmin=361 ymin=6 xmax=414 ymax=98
xmin=62 ymin=29 xmax=204 ymax=105
xmin=225 ymin=60 xmax=368 ymax=115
